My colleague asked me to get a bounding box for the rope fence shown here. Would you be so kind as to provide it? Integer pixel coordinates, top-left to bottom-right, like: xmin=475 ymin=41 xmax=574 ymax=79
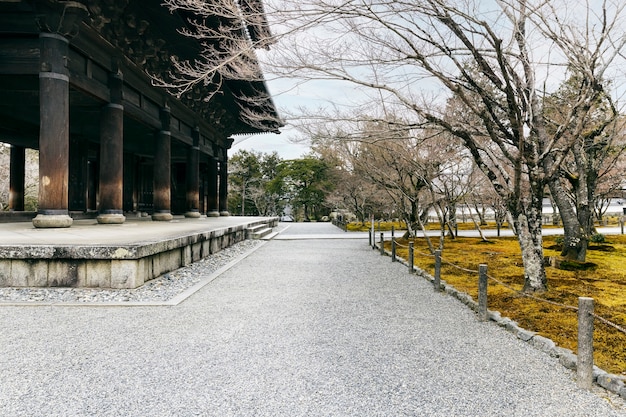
xmin=372 ymin=228 xmax=626 ymax=391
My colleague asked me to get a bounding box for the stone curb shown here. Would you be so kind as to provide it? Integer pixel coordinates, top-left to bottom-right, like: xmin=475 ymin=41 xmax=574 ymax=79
xmin=379 ymin=245 xmax=626 ymax=400
xmin=0 ymin=240 xmax=268 ymax=308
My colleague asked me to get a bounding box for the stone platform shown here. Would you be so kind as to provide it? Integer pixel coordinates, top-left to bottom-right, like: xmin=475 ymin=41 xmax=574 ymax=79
xmin=0 ymin=215 xmax=278 ymax=289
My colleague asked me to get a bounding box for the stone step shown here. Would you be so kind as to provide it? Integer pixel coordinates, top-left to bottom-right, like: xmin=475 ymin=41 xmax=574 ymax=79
xmin=260 ymin=231 xmax=279 ymax=240
xmin=247 ymin=224 xmax=274 ymax=239
xmin=250 ymin=227 xmax=273 ymax=239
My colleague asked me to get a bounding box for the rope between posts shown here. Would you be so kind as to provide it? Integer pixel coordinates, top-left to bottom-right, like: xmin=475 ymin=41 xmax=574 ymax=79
xmin=379 ymin=235 xmax=625 ymax=336
xmin=440 ymin=258 xmax=479 ymax=275
xmin=391 ymin=238 xmax=409 ymax=249
xmin=420 ymin=244 xmax=625 ymax=336
xmin=411 ymin=246 xmax=435 ymax=258
xmin=591 ymin=312 xmax=626 ymax=334
xmin=486 ymin=272 xmax=580 ymax=313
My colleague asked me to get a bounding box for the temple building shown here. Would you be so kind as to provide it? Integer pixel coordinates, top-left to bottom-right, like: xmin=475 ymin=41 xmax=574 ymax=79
xmin=0 ymin=0 xmax=281 ymax=228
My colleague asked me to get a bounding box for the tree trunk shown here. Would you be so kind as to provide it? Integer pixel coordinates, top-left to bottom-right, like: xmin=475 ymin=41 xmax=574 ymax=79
xmin=575 ymin=202 xmax=593 ymax=261
xmin=304 ymin=203 xmax=310 ymax=221
xmin=510 ymin=187 xmax=548 ymax=293
xmin=415 ymin=211 xmax=436 ymax=254
xmin=466 ymin=200 xmax=489 ymax=242
xmin=514 ymin=209 xmax=548 ymax=293
xmin=547 ymin=178 xmax=587 ymax=261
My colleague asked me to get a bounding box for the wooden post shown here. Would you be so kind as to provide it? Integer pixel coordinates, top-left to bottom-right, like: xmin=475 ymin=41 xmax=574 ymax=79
xmin=32 ymin=2 xmax=87 ymax=228
xmin=206 ymin=156 xmax=219 ymax=217
xmin=434 ymin=250 xmax=442 ymax=292
xmin=409 ymin=242 xmax=414 ymax=273
xmin=97 ymin=70 xmax=125 ymax=224
xmin=478 ymin=264 xmax=488 ymax=321
xmin=152 ymin=105 xmax=173 ymax=221
xmin=391 ymin=238 xmax=396 ymax=262
xmin=33 ymin=32 xmax=73 ymax=228
xmin=184 ymin=127 xmax=201 ymax=218
xmin=379 ymin=233 xmax=384 ymax=255
xmin=577 ymin=297 xmax=594 ymax=390
xmin=219 ymin=158 xmax=230 ymax=216
xmin=370 ymin=214 xmax=376 ymax=249
xmin=68 ymin=134 xmax=89 ymax=212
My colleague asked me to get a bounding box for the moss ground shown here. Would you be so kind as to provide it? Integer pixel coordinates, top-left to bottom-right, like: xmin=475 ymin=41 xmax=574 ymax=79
xmin=385 ymin=232 xmax=626 ymax=376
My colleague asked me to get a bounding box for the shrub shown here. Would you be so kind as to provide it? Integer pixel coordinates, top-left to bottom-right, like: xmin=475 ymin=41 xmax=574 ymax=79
xmin=590 ymin=233 xmax=606 ymax=244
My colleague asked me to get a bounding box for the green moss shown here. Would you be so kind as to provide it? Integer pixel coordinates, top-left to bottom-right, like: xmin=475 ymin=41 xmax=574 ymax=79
xmin=558 ymin=261 xmax=597 ymax=271
xmin=393 ymin=234 xmax=626 ymax=375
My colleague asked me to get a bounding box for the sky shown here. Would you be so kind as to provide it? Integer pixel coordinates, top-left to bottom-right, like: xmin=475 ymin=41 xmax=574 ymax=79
xmin=229 ymin=77 xmax=312 ymax=159
xmin=229 ymin=75 xmax=350 ymax=160
xmin=230 ymin=0 xmax=626 ymax=160
xmin=229 ymin=61 xmax=316 ymax=160
xmin=230 ymin=71 xmax=374 ymax=159
xmin=230 ymin=130 xmax=310 ymax=160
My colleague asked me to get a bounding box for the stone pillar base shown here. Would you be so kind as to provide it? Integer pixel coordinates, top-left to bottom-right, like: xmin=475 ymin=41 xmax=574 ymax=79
xmin=207 ymin=210 xmax=220 ymax=217
xmin=97 ymin=213 xmax=126 ymax=224
xmin=32 ymin=214 xmax=73 ymax=228
xmin=219 ymin=211 xmax=230 ymax=217
xmin=184 ymin=211 xmax=202 ymax=219
xmin=152 ymin=212 xmax=174 ymax=222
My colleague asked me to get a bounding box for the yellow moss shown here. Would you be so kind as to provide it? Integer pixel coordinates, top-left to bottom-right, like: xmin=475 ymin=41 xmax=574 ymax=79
xmin=390 ymin=234 xmax=626 ymax=375
xmin=348 ymin=221 xmax=406 ymax=232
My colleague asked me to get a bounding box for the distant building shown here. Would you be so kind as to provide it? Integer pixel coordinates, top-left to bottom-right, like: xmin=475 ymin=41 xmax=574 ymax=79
xmin=0 ymin=0 xmax=281 ymax=227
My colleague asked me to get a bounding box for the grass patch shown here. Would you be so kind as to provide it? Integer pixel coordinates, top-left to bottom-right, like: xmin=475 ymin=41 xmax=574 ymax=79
xmin=390 ymin=234 xmax=626 ymax=376
xmin=347 ymin=221 xmax=406 ymax=232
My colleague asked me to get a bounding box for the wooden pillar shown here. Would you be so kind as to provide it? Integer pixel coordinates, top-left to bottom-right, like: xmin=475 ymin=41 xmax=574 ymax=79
xmin=68 ymin=135 xmax=89 ymax=212
xmin=152 ymin=105 xmax=173 ymax=221
xmin=122 ymin=153 xmax=136 ymax=213
xmin=32 ymin=3 xmax=87 ymax=228
xmin=97 ymin=70 xmax=125 ymax=224
xmin=9 ymin=145 xmax=25 ymax=211
xmin=206 ymin=156 xmax=219 ymax=217
xmin=184 ymin=128 xmax=201 ymax=218
xmin=219 ymin=158 xmax=230 ymax=216
xmin=199 ymin=162 xmax=207 ymax=214
xmin=33 ymin=32 xmax=73 ymax=228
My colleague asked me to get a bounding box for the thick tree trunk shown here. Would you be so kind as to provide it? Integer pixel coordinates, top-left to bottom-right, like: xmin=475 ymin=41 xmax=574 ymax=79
xmin=510 ymin=187 xmax=548 ymax=293
xmin=514 ymin=209 xmax=548 ymax=293
xmin=547 ymin=178 xmax=588 ymax=261
xmin=575 ymin=203 xmax=593 ymax=261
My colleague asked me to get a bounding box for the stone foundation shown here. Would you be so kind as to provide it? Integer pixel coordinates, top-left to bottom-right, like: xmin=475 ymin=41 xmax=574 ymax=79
xmin=0 ymin=218 xmax=277 ymax=289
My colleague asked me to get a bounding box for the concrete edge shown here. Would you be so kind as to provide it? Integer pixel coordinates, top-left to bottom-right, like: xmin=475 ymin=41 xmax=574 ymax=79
xmin=381 ymin=244 xmax=626 ymax=401
xmin=0 ymin=239 xmax=270 ymax=308
xmin=167 ymin=239 xmax=270 ymax=306
xmin=0 ymin=217 xmax=280 ymax=260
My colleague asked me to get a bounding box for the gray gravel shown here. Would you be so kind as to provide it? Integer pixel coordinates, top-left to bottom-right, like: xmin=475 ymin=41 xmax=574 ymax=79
xmin=0 ymin=239 xmax=262 ymax=304
xmin=0 ymin=223 xmax=625 ymax=416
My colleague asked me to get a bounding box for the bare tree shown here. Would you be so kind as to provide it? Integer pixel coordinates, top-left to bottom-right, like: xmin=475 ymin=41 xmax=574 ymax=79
xmin=155 ymin=0 xmax=282 ymax=130
xmin=592 ymin=120 xmax=626 ymax=220
xmin=312 ymin=137 xmax=387 ymax=222
xmin=0 ymin=144 xmax=39 ymax=211
xmin=260 ymin=0 xmax=626 ymax=293
xmin=543 ymin=74 xmax=625 ymax=261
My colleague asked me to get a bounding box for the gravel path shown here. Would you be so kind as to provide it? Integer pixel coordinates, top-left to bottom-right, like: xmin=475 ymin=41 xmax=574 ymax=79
xmin=0 ymin=239 xmax=262 ymax=304
xmin=0 ymin=223 xmax=624 ymax=416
